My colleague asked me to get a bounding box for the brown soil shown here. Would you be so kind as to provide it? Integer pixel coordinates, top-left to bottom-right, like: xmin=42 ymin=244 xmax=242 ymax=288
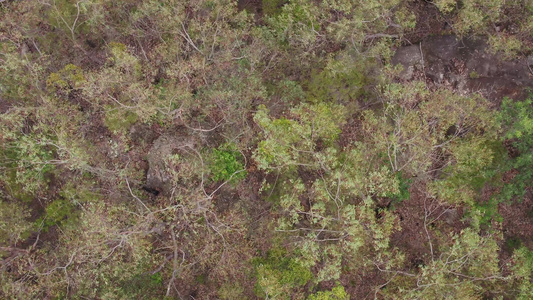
xmin=238 ymin=0 xmax=264 ymax=24
xmin=403 ymin=0 xmax=449 ymax=45
xmin=341 ymin=268 xmax=384 ymax=299
xmin=499 ymin=190 xmax=533 ymax=251
xmin=338 ymin=112 xmax=363 ymax=149
xmin=390 ymin=182 xmax=468 ymax=269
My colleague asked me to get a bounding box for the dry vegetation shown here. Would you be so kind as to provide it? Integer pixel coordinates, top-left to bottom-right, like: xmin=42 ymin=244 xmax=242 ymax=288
xmin=1 ymin=0 xmax=532 ymax=299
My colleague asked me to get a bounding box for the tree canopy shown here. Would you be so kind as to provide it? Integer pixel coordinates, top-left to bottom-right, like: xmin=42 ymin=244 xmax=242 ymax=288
xmin=1 ymin=0 xmax=532 ymax=299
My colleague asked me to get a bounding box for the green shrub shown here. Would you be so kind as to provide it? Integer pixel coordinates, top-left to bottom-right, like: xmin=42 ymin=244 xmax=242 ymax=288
xmin=307 ymin=58 xmax=367 ymax=104
xmin=253 ymin=248 xmax=313 ymax=299
xmin=308 ymin=285 xmax=349 ymax=300
xmin=36 ymin=198 xmax=76 ymax=232
xmin=119 ymin=271 xmax=164 ymax=299
xmin=386 ymin=172 xmax=411 ymax=203
xmin=498 ymin=98 xmax=533 ymax=201
xmin=469 ymin=71 xmax=480 ymax=79
xmin=209 ymin=144 xmax=246 ymax=183
xmin=473 ymin=195 xmax=503 ymax=226
xmin=104 ymin=108 xmax=139 ymax=133
xmin=46 ymin=64 xmax=86 ymax=94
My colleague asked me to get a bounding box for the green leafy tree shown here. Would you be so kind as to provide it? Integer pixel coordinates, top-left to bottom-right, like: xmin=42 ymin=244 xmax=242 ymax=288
xmin=254 ymin=248 xmax=313 ymax=299
xmin=254 ymin=102 xmax=346 ymax=172
xmin=383 ymin=228 xmax=507 ymax=299
xmin=511 ymin=247 xmax=533 ymax=299
xmin=498 ymin=97 xmax=533 ymax=201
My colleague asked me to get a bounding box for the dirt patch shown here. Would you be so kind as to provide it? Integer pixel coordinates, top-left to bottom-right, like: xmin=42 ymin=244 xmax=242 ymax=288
xmin=403 ymin=0 xmax=449 ymax=44
xmin=339 ymin=113 xmax=363 ymax=149
xmin=212 ymin=185 xmax=239 ymax=213
xmin=390 ymin=182 xmax=467 ymax=269
xmin=130 ymin=123 xmax=160 ymax=147
xmin=0 ymin=98 xmax=12 ymax=113
xmin=499 ymin=191 xmax=533 ymax=251
xmin=238 ymin=0 xmax=264 ymax=24
xmin=238 ymin=0 xmax=262 ymax=14
xmin=341 ymin=268 xmax=384 ymax=299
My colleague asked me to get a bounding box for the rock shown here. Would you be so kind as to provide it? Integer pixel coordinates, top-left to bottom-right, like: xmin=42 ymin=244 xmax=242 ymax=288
xmin=145 ymin=129 xmax=204 ymax=195
xmin=391 ymin=44 xmax=423 ymax=81
xmin=443 ymin=208 xmax=459 ymax=225
xmin=392 ymin=35 xmax=533 ymax=101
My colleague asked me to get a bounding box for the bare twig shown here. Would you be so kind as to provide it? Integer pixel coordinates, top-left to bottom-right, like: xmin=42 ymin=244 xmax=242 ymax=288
xmin=126 ymin=178 xmax=151 ymax=213
xmin=423 ymin=197 xmax=435 ymax=261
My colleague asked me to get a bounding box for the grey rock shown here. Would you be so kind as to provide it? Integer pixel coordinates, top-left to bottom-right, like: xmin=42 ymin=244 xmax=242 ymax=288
xmin=145 ymin=130 xmax=204 ymax=195
xmin=391 ymin=44 xmax=423 ymax=81
xmin=443 ymin=208 xmax=459 ymax=225
xmin=392 ymin=35 xmax=533 ymax=101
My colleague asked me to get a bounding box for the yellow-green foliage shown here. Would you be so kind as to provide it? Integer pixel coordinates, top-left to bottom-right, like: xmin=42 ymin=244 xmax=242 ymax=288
xmin=434 ymin=0 xmax=506 ymax=36
xmin=36 ymin=198 xmax=76 ymax=232
xmin=108 ymin=42 xmax=142 ymax=78
xmin=488 ymin=34 xmax=523 ymax=60
xmin=47 ymin=63 xmax=86 ymax=93
xmin=14 ymin=137 xmax=56 ymax=194
xmin=218 ymin=282 xmax=245 ymax=300
xmin=209 ymin=144 xmax=246 ymax=183
xmin=254 ymin=248 xmax=313 ymax=299
xmin=435 ymin=0 xmax=457 ymax=14
xmin=46 ymin=0 xmax=90 ymax=34
xmin=512 ymin=247 xmax=533 ymax=299
xmin=307 ymin=54 xmax=367 ymax=104
xmin=0 ymin=43 xmax=46 ymax=102
xmin=363 ymin=82 xmax=498 ymax=178
xmin=0 ymin=199 xmax=32 ymax=247
xmin=430 ymin=138 xmax=502 ymax=205
xmin=254 ymin=102 xmax=345 ymax=171
xmin=322 ymin=0 xmax=413 ymax=43
xmin=399 ymin=228 xmax=503 ymax=299
xmin=104 ymin=107 xmax=139 ymax=133
xmin=340 ymin=146 xmax=400 ymax=197
xmin=308 ymin=285 xmax=348 ymax=300
xmin=469 ymin=70 xmax=480 ymax=79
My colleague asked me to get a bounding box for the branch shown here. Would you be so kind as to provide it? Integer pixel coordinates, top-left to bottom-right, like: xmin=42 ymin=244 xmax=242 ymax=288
xmin=126 ymin=178 xmax=151 ymax=213
xmin=179 ymin=22 xmax=203 ymax=55
xmin=365 ymin=33 xmax=400 ymax=40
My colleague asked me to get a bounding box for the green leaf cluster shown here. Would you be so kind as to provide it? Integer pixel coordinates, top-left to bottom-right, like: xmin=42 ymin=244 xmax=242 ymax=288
xmin=209 ymin=144 xmax=246 ymax=183
xmin=498 ymin=98 xmax=533 ymax=201
xmin=254 ymin=248 xmax=313 ymax=299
